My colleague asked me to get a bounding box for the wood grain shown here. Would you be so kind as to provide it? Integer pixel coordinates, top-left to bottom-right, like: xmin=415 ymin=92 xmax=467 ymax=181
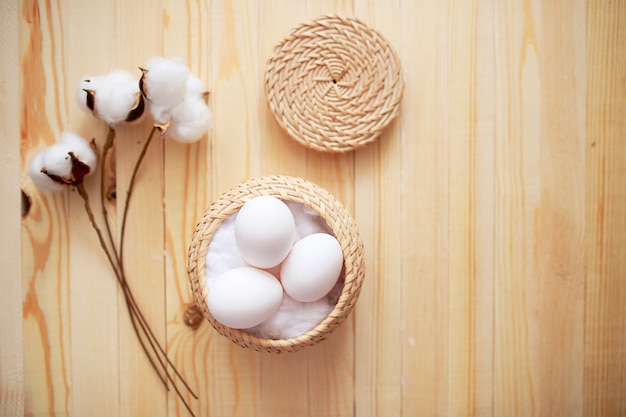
xmin=395 ymin=1 xmax=451 ymax=416
xmin=585 ymin=1 xmax=626 ymax=416
xmin=0 ymin=1 xmax=24 ymax=416
xmin=5 ymin=0 xmax=626 ymax=416
xmin=493 ymin=1 xmax=587 ymax=416
xmin=447 ymin=1 xmax=495 ymax=416
xmin=353 ymin=2 xmax=405 ymax=417
xmin=19 ymin=0 xmax=73 ymax=415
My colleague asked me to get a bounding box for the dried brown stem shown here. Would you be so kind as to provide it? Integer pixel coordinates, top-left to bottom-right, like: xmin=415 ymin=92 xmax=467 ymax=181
xmin=76 ymin=183 xmax=121 ymax=280
xmin=100 ymin=127 xmax=118 ymax=260
xmin=75 ymin=182 xmax=166 ymax=386
xmin=114 ymin=125 xmax=198 ymax=400
xmin=77 ymin=131 xmax=198 ymax=415
xmin=119 ymin=126 xmax=157 ymax=268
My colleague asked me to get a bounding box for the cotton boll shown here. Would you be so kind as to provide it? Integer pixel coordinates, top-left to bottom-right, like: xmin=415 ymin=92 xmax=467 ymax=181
xmin=59 ymin=132 xmax=97 ymax=171
xmin=40 ymin=142 xmax=75 ymax=179
xmin=142 ymin=57 xmax=189 ymax=110
xmin=77 ymin=71 xmax=143 ymax=126
xmin=165 ymin=95 xmax=212 ymax=143
xmin=140 ymin=56 xmax=212 ymax=136
xmin=92 ymin=70 xmax=143 ymax=125
xmin=28 ymin=151 xmax=65 ymax=192
xmin=39 ymin=132 xmax=97 ymax=184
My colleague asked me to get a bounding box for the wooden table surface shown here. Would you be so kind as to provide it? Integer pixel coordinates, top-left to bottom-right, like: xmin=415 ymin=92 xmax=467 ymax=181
xmin=2 ymin=0 xmax=625 ymax=416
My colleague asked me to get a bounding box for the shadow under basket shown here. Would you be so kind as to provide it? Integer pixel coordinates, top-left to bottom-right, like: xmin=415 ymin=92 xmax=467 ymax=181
xmin=187 ymin=175 xmax=365 ymax=353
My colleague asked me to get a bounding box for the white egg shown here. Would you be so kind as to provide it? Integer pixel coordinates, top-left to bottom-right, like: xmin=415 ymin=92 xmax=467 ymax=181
xmin=235 ymin=196 xmax=296 ymax=268
xmin=207 ymin=267 xmax=284 ymax=329
xmin=280 ymin=233 xmax=344 ymax=302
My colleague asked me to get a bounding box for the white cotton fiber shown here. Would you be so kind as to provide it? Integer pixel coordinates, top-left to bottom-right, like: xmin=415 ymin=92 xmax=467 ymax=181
xmin=245 ymin=293 xmax=333 ymax=339
xmin=147 ymin=103 xmax=173 ymax=126
xmin=59 ymin=132 xmax=97 ymax=171
xmin=77 ymin=70 xmax=142 ymax=126
xmin=36 ymin=132 xmax=97 ymax=184
xmin=185 ymin=73 xmax=206 ymax=98
xmin=166 ymin=95 xmax=212 ymax=143
xmin=143 ymin=56 xmax=189 ymax=113
xmin=28 ymin=151 xmax=65 ymax=192
xmin=40 ymin=142 xmax=75 ymax=179
xmin=285 ymin=200 xmax=332 ymax=240
xmin=204 ymin=215 xmax=248 ymax=288
xmin=140 ymin=56 xmax=211 ymax=142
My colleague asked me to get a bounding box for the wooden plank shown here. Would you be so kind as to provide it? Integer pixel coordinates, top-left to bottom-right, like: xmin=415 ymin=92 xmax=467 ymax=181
xmin=395 ymin=1 xmax=451 ymax=416
xmin=211 ymin=0 xmax=264 ymax=187
xmin=493 ymin=1 xmax=586 ymax=416
xmin=493 ymin=0 xmax=541 ymax=414
xmin=19 ymin=0 xmax=73 ymax=415
xmin=447 ymin=1 xmax=495 ymax=416
xmin=0 ymin=1 xmax=24 ymax=416
xmin=469 ymin=1 xmax=497 ymax=414
xmin=258 ymin=1 xmax=307 ymax=179
xmin=354 ymin=1 xmax=404 ymax=416
xmin=534 ymin=1 xmax=586 ymax=415
xmin=584 ymin=1 xmax=626 ymax=415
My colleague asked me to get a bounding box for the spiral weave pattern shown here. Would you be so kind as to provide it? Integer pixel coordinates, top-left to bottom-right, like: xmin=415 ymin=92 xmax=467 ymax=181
xmin=187 ymin=176 xmax=365 ymax=353
xmin=265 ymin=15 xmax=404 ymax=152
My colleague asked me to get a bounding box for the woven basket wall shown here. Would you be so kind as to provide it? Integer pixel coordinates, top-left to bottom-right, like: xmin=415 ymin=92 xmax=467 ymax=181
xmin=265 ymin=15 xmax=404 ymax=152
xmin=187 ymin=175 xmax=365 ymax=353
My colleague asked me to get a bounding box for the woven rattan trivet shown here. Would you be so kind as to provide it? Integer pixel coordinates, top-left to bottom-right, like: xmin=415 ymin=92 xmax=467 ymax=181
xmin=265 ymin=15 xmax=404 ymax=153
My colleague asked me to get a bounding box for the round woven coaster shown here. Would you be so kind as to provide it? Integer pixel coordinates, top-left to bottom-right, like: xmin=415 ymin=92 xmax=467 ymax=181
xmin=265 ymin=15 xmax=404 ymax=153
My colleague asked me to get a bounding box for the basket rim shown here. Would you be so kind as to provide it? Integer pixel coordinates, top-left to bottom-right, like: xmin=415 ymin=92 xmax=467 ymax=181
xmin=264 ymin=14 xmax=404 ymax=153
xmin=187 ymin=175 xmax=365 ymax=353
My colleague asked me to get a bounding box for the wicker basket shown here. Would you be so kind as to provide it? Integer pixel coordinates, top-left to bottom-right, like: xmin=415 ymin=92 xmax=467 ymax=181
xmin=187 ymin=175 xmax=365 ymax=353
xmin=265 ymin=15 xmax=404 ymax=153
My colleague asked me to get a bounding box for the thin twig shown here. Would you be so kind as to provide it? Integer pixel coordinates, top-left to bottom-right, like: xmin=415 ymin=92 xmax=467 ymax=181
xmin=118 ymin=275 xmax=199 ymax=399
xmin=76 ymin=182 xmax=122 ymax=280
xmin=100 ymin=127 xmax=119 ymax=261
xmin=116 ymin=266 xmax=198 ymax=398
xmin=122 ymin=293 xmax=169 ymax=388
xmin=118 ymin=125 xmax=198 ymax=398
xmin=97 ymin=128 xmax=168 ymax=379
xmin=78 ymin=181 xmax=197 ymax=413
xmin=111 ymin=126 xmax=198 ymax=407
xmin=119 ymin=126 xmax=157 ymax=268
xmin=75 ymin=182 xmax=166 ymax=384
